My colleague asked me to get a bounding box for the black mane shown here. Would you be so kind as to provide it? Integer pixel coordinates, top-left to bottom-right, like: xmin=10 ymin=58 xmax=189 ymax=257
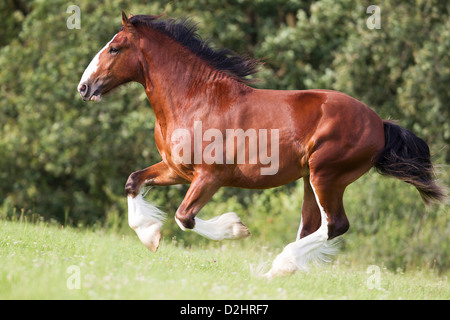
xmin=124 ymin=15 xmax=260 ymax=84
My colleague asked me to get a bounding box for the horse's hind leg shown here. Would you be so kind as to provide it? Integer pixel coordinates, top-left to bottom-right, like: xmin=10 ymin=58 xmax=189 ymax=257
xmin=265 ymin=174 xmax=349 ymax=278
xmin=297 ymin=175 xmax=321 ymax=239
xmin=308 ymin=174 xmax=350 ymax=240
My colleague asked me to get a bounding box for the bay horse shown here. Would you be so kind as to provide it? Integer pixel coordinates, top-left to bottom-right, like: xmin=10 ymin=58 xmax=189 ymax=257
xmin=78 ymin=12 xmax=445 ymax=277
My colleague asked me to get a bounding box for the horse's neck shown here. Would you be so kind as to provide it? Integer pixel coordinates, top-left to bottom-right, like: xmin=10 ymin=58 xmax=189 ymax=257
xmin=140 ymin=35 xmax=247 ymax=129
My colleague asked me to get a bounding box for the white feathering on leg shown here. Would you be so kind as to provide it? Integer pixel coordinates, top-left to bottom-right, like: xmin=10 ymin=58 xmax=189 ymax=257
xmin=175 ymin=212 xmax=250 ymax=240
xmin=263 ymin=180 xmax=340 ymax=278
xmin=128 ymin=187 xmax=166 ymax=252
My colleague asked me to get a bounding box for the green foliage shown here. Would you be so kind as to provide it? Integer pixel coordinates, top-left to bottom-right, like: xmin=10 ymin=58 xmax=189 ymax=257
xmin=0 ymin=0 xmax=167 ymax=223
xmin=0 ymin=0 xmax=448 ymax=273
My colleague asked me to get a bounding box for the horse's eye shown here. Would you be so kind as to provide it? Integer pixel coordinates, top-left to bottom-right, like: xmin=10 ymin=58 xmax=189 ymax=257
xmin=109 ymin=47 xmax=119 ymax=55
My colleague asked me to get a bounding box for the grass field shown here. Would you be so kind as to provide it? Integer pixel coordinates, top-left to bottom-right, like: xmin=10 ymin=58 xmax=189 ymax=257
xmin=0 ymin=219 xmax=448 ymax=300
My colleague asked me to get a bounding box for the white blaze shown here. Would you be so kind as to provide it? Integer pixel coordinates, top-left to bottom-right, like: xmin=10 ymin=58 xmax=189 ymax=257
xmin=78 ymin=34 xmax=117 ymax=86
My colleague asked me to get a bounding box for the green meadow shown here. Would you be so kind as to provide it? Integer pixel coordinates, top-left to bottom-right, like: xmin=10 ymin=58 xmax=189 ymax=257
xmin=0 ymin=218 xmax=448 ymax=300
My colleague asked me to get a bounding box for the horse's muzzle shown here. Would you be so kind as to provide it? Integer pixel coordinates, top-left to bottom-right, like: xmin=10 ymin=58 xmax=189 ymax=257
xmin=78 ymin=82 xmax=101 ymax=101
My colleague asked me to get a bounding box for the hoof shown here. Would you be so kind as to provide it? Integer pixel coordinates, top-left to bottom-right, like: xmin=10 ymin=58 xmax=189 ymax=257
xmin=134 ymin=224 xmax=162 ymax=252
xmin=263 ymin=244 xmax=298 ymax=279
xmin=217 ymin=212 xmax=251 ymax=240
xmin=228 ymin=213 xmax=251 ymax=239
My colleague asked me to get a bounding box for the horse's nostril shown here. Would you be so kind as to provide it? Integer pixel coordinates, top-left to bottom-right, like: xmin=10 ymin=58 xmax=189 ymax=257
xmin=78 ymin=83 xmax=89 ymax=98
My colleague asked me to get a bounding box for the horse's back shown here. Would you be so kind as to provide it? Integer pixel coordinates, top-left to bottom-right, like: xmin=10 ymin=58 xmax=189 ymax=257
xmin=254 ymin=88 xmax=385 ymax=160
xmin=229 ymin=88 xmax=385 ymax=188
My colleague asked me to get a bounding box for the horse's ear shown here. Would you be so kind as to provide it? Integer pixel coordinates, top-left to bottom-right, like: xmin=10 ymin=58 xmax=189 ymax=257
xmin=121 ymin=11 xmax=129 ymax=26
xmin=121 ymin=11 xmax=137 ymax=40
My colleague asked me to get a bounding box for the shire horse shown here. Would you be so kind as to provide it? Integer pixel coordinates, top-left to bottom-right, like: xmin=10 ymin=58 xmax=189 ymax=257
xmin=78 ymin=12 xmax=445 ymax=277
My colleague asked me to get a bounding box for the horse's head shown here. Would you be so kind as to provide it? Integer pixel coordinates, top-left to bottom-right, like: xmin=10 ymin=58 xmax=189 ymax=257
xmin=78 ymin=12 xmax=143 ymax=101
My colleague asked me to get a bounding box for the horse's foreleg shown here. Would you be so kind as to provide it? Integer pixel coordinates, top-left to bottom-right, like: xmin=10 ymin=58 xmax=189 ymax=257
xmin=126 ymin=161 xmax=186 ymax=252
xmin=175 ymin=175 xmax=250 ymax=240
xmin=125 ymin=161 xmax=186 ymax=197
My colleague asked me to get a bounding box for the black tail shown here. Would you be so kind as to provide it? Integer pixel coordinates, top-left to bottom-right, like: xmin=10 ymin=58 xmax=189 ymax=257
xmin=374 ymin=120 xmax=446 ymax=205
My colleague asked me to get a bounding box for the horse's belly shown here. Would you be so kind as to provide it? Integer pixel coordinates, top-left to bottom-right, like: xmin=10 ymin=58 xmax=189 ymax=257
xmin=228 ymin=155 xmax=305 ymax=189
